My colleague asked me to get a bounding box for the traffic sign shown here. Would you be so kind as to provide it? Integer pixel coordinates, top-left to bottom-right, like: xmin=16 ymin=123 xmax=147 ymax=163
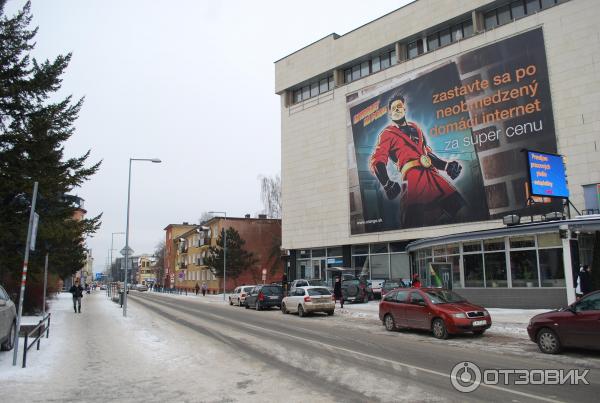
xmin=120 ymin=246 xmax=134 ymax=256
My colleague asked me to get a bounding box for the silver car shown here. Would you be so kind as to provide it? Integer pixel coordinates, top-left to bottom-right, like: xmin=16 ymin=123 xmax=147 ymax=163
xmin=229 ymin=285 xmax=255 ymax=306
xmin=0 ymin=285 xmax=17 ymax=351
xmin=281 ymin=286 xmax=335 ymax=317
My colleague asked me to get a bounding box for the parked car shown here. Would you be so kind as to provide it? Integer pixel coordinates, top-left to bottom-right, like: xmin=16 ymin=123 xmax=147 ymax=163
xmin=100 ymin=284 xmax=107 ymax=290
xmin=527 ymin=290 xmax=600 ymax=354
xmin=369 ymin=279 xmax=385 ymax=299
xmin=341 ymin=278 xmax=372 ymax=303
xmin=135 ymin=284 xmax=148 ymax=291
xmin=245 ymin=284 xmax=284 ymax=310
xmin=381 ymin=279 xmax=408 ymax=297
xmin=379 ymin=288 xmax=491 ymax=339
xmin=289 ymin=279 xmax=332 ymax=294
xmin=281 ymin=286 xmax=335 ymax=317
xmin=229 ymin=285 xmax=255 ymax=306
xmin=0 ymin=285 xmax=17 ymax=351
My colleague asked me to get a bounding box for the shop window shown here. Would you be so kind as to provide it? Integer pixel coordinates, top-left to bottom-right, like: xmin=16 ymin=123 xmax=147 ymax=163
xmin=390 ymin=242 xmax=408 ymax=253
xmin=449 ymin=255 xmax=461 ymax=288
xmin=484 ymin=238 xmax=505 ymax=251
xmin=299 ymin=250 xmax=310 ymax=259
xmin=463 ymin=241 xmax=482 ymax=252
xmin=447 ymin=243 xmax=460 ymax=255
xmin=537 ymin=233 xmax=561 ymax=248
xmin=485 ymin=252 xmax=507 ymax=287
xmin=370 ymin=243 xmax=388 ymax=254
xmin=539 ymin=249 xmax=565 ymax=287
xmin=312 ymin=249 xmax=325 ymax=257
xmin=371 ymin=255 xmax=390 ymax=279
xmin=510 ymin=250 xmax=538 ymax=287
xmin=353 ymin=255 xmax=369 ymax=278
xmin=391 ymin=253 xmax=410 ymax=281
xmin=510 ymin=235 xmax=535 ymax=249
xmin=433 ymin=245 xmax=447 ymax=256
xmin=463 ymin=254 xmax=484 ymax=287
xmin=352 ymin=244 xmax=369 ymax=255
xmin=327 ymin=247 xmax=343 ymax=257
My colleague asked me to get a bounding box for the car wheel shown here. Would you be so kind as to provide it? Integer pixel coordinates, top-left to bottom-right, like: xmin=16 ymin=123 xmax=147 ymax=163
xmin=537 ymin=328 xmax=561 ymax=354
xmin=245 ymin=302 xmax=249 ymax=309
xmin=1 ymin=321 xmax=15 ymax=351
xmin=281 ymin=303 xmax=288 ymax=314
xmin=229 ymin=297 xmax=233 ymax=306
xmin=298 ymin=305 xmax=306 ymax=317
xmin=327 ymin=310 xmax=334 ymax=316
xmin=384 ymin=314 xmax=396 ymax=331
xmin=432 ymin=318 xmax=448 ymax=339
xmin=473 ymin=330 xmax=485 ymax=337
xmin=255 ymin=301 xmax=261 ymax=311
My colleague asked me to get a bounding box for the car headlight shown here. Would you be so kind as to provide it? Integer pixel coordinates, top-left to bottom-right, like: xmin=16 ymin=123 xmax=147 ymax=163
xmin=451 ymin=313 xmax=467 ymax=318
xmin=483 ymin=310 xmax=490 ymax=317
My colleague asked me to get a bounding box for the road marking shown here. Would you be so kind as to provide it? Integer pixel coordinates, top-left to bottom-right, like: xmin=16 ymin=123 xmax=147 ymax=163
xmin=134 ymin=294 xmax=563 ymax=402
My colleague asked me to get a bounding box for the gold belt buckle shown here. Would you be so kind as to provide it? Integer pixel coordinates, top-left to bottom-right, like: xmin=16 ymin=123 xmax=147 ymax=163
xmin=420 ymin=154 xmax=432 ymax=168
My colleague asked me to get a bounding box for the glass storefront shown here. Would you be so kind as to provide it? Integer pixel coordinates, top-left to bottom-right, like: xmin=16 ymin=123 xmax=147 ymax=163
xmin=296 ymin=248 xmax=342 ymax=281
xmin=412 ymin=232 xmax=565 ymax=288
xmin=351 ymin=243 xmax=410 ymax=281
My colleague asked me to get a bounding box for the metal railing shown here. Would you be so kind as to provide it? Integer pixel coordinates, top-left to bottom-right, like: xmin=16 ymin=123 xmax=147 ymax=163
xmin=22 ymin=313 xmax=51 ymax=368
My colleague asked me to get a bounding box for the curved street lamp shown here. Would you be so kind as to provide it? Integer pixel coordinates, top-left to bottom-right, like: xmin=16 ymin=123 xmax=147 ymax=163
xmin=123 ymin=158 xmax=161 ymax=317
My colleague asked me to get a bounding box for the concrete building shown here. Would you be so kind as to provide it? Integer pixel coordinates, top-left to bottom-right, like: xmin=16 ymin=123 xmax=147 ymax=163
xmin=275 ymin=0 xmax=600 ymax=308
xmin=163 ymin=223 xmax=197 ymax=288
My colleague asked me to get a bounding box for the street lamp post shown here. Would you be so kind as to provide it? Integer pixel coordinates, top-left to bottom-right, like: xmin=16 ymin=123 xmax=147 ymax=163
xmin=123 ymin=157 xmax=161 ymax=317
xmin=110 ymin=231 xmax=125 ymax=297
xmin=208 ymin=211 xmax=226 ymax=301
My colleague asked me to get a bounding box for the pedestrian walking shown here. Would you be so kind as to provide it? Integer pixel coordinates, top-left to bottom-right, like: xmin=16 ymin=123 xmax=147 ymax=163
xmin=69 ymin=279 xmax=84 ymax=313
xmin=195 ymin=282 xmax=200 ymax=296
xmin=577 ymin=264 xmax=593 ymax=297
xmin=201 ymin=282 xmax=208 ymax=296
xmin=333 ymin=276 xmax=344 ymax=308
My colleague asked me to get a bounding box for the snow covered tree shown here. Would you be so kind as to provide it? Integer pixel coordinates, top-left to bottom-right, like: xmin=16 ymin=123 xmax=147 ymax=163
xmin=0 ymin=1 xmax=101 ymax=303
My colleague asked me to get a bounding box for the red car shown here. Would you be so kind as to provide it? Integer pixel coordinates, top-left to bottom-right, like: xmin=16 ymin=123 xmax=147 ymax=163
xmin=378 ymin=288 xmax=491 ymax=339
xmin=527 ymin=290 xmax=600 ymax=354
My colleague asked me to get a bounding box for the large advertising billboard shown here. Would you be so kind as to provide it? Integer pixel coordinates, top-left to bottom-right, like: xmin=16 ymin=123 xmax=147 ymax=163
xmin=348 ymin=28 xmax=563 ymax=234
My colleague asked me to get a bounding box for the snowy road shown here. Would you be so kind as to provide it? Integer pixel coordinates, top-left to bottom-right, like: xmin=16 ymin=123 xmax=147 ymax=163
xmin=1 ymin=291 xmax=598 ymax=402
xmin=129 ymin=292 xmax=600 ymax=402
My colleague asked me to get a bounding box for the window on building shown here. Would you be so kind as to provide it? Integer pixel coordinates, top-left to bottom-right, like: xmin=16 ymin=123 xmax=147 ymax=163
xmin=485 ymin=252 xmax=507 ymax=287
xmin=291 ymin=74 xmax=334 ymax=105
xmin=427 ymin=33 xmax=439 ymax=51
xmin=510 ymin=250 xmax=538 ymax=287
xmin=539 ymin=248 xmax=564 ymax=287
xmin=370 ymin=255 xmax=390 ymax=279
xmin=463 ymin=254 xmax=484 ymax=287
xmin=511 ymin=0 xmax=526 ymax=19
xmin=497 ymin=4 xmax=512 ymax=25
xmin=407 ymin=39 xmax=423 ymax=59
xmin=372 ymin=56 xmax=381 ymax=72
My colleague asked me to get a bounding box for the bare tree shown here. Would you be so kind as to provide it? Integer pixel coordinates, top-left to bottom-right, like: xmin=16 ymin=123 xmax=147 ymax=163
xmin=259 ymin=174 xmax=281 ymax=219
xmin=198 ymin=211 xmax=214 ymax=224
xmin=153 ymin=241 xmax=166 ymax=286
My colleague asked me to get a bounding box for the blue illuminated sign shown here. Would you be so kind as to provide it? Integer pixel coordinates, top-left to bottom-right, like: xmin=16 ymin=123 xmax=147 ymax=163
xmin=527 ymin=151 xmax=569 ymax=198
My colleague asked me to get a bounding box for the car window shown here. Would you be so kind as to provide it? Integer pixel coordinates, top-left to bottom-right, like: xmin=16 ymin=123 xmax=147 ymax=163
xmin=383 ymin=291 xmax=397 ymax=301
xmin=424 ymin=290 xmax=466 ymax=304
xmin=307 ymin=288 xmax=331 ymax=296
xmin=575 ymin=293 xmax=600 ymax=312
xmin=410 ymin=292 xmax=426 ymax=305
xmin=384 ymin=282 xmax=400 ymax=290
xmin=262 ymin=286 xmax=282 ymax=296
xmin=297 ymin=281 xmax=308 ymax=287
xmin=395 ymin=290 xmax=409 ymax=303
xmin=242 ymin=287 xmax=253 ymax=293
xmin=293 ymin=289 xmax=305 ymax=297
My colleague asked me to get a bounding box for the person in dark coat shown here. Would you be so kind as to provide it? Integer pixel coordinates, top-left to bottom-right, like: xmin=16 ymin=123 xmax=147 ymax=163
xmin=69 ymin=279 xmax=84 ymax=313
xmin=333 ymin=277 xmax=344 ymax=308
xmin=195 ymin=282 xmax=200 ymax=296
xmin=578 ymin=265 xmax=593 ymax=296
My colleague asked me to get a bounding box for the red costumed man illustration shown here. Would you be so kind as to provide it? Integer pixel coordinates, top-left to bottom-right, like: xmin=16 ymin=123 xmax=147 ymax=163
xmin=370 ymin=93 xmax=464 ymax=227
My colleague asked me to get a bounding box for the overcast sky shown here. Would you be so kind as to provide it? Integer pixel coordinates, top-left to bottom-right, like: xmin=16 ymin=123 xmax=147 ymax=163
xmin=5 ymin=0 xmax=412 ymax=273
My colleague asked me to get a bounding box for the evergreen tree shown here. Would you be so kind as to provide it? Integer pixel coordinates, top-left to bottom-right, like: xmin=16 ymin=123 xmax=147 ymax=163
xmin=0 ymin=1 xmax=101 ymax=305
xmin=205 ymin=227 xmax=257 ymax=283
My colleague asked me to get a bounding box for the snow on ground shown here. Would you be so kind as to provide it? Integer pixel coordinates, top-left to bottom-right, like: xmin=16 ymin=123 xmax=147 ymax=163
xmin=0 ymin=291 xmax=336 ymax=402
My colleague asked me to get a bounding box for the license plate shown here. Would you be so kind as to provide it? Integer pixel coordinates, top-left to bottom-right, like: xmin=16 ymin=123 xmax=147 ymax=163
xmin=269 ymin=296 xmax=279 ymax=300
xmin=472 ymin=320 xmax=487 ymax=326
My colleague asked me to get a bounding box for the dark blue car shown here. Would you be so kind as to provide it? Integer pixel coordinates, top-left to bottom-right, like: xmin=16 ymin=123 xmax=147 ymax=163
xmin=244 ymin=284 xmax=283 ymax=310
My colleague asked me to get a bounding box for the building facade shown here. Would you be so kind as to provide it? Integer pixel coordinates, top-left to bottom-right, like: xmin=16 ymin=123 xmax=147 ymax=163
xmin=163 ymin=223 xmax=197 ymax=288
xmin=275 ymin=0 xmax=600 ymax=308
xmin=169 ymin=216 xmax=283 ymax=293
